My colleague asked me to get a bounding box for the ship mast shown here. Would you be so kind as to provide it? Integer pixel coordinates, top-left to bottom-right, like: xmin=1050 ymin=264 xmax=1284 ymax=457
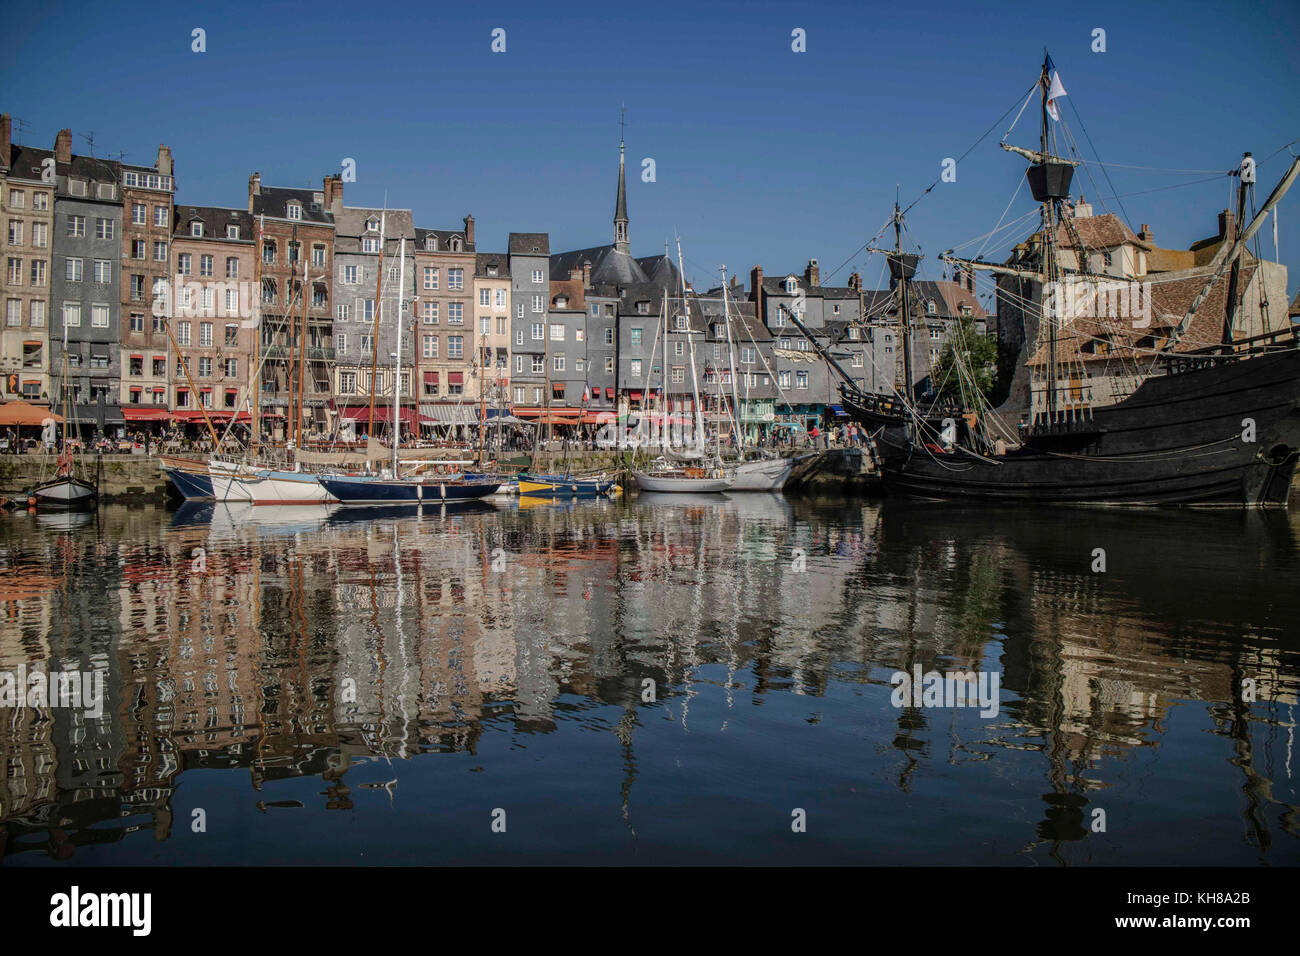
xmin=1038 ymin=55 xmax=1059 ymax=424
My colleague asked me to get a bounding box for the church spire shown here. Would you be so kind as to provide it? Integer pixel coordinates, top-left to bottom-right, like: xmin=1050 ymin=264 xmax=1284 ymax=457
xmin=614 ymin=105 xmax=629 ymax=253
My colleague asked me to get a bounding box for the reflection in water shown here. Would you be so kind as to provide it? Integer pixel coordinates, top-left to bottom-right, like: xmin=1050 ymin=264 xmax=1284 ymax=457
xmin=0 ymin=496 xmax=1296 ymax=865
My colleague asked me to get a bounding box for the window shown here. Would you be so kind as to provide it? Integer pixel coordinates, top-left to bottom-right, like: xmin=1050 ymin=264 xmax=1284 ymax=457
xmin=533 ymin=387 xmax=542 ymax=403
xmin=423 ymin=301 xmax=438 ymax=324
xmin=153 ymin=354 xmax=166 ymax=377
xmin=65 ymin=257 xmax=83 ymax=281
xmin=604 ymin=328 xmax=613 ymax=345
xmin=423 ymin=334 xmax=438 ymax=358
xmin=448 ymin=268 xmax=464 ymax=290
xmin=362 ymin=299 xmax=375 ymax=321
xmin=636 ymin=301 xmax=649 ymax=315
xmin=190 ymin=221 xmax=204 ymax=237
xmin=553 ymin=355 xmax=565 ymax=372
xmin=7 ymin=257 xmax=21 ymax=285
xmin=5 ymin=299 xmax=18 ymax=326
xmin=495 ymin=289 xmax=506 ymax=308
xmin=342 ymin=264 xmax=358 ymax=284
xmin=200 ymin=254 xmax=213 ymax=277
xmin=360 ymin=334 xmax=373 ymax=352
xmin=741 ymin=347 xmax=755 ymax=364
xmin=337 ymin=304 xmax=350 ymax=321
xmin=7 ymin=220 xmax=21 ymax=245
xmin=447 ymin=335 xmax=463 ymax=358
xmin=95 ymin=218 xmax=113 ymax=240
xmin=926 ymin=300 xmax=936 ymax=314
xmin=199 ymin=322 xmax=213 ymax=346
xmin=287 ymin=203 xmax=302 ymax=221
xmin=198 ymin=357 xmax=212 ymax=377
xmin=32 ymin=223 xmax=47 ymax=248
xmin=604 ymin=357 xmax=614 ymax=374
xmin=91 ymin=303 xmax=110 ymax=328
xmin=671 ymin=366 xmax=684 ymax=384
xmin=497 ymin=317 xmax=507 ymax=335
xmin=33 ymin=192 xmax=48 ymax=211
xmin=674 ymin=341 xmax=684 ymax=356
xmin=288 ymin=241 xmax=300 ymax=263
xmin=531 ymin=356 xmax=544 ymax=374
xmin=480 ymin=288 xmax=491 ymax=307
xmin=7 ymin=190 xmax=24 ymax=209
xmin=69 ymin=180 xmax=86 ymax=197
xmin=129 ymin=312 xmax=144 ymax=333
xmin=177 ymin=321 xmax=191 ymax=345
xmin=424 ymin=267 xmax=438 ymax=289
xmin=516 ymin=355 xmax=525 ymax=373
xmin=480 ymin=317 xmax=491 ymax=335
xmin=30 ymin=301 xmax=45 ymax=327
xmin=531 ymin=294 xmax=543 ymax=313
xmin=785 ymin=277 xmax=797 ymax=293
xmin=312 ymin=244 xmax=325 ymax=267
xmin=132 ymin=239 xmax=145 ymax=259
xmin=851 ymin=353 xmax=864 ymax=368
xmin=130 ymin=274 xmax=145 ymax=300
xmin=530 ymin=322 xmax=543 ymax=341
xmin=67 ymin=215 xmax=86 ymax=237
xmin=225 ymin=324 xmax=239 ymax=346
xmin=226 ymin=257 xmax=239 ymax=279
xmin=550 ymin=323 xmax=564 ymax=341
xmin=516 ymin=302 xmax=524 ymax=319
xmin=154 ymin=206 xmax=168 ymax=228
xmin=154 ymin=241 xmax=168 ymax=261
xmin=630 ymin=328 xmax=643 ymax=346
xmin=335 ymin=332 xmax=346 ymax=352
xmin=340 ymin=371 xmax=356 ymax=394
xmin=227 ymin=225 xmax=240 ymax=240
xmin=796 ymin=371 xmax=808 ymax=389
xmin=448 ymin=302 xmax=463 ymax=324
xmin=630 ymin=359 xmax=642 ymax=378
xmin=262 ymin=241 xmax=276 ymax=264
xmin=531 ymin=269 xmax=544 ymax=284
xmin=30 ymin=260 xmax=46 ymax=287
xmin=178 ymin=253 xmax=192 ymax=275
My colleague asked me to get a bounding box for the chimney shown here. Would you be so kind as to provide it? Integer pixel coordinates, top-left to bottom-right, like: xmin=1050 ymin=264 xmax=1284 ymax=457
xmin=750 ymin=265 xmax=763 ymax=300
xmin=1138 ymin=223 xmax=1154 ymax=243
xmin=730 ymin=274 xmax=740 ymax=290
xmin=1218 ymin=209 xmax=1235 ymax=241
xmin=848 ymin=272 xmax=861 ymax=292
xmin=156 ymin=144 xmax=173 ymax=177
xmin=581 ymin=258 xmax=592 ymax=287
xmin=805 ymin=258 xmax=820 ymax=287
xmin=322 ymin=174 xmax=342 ymax=217
xmin=0 ymin=115 xmax=10 ymax=173
xmin=54 ymin=128 xmax=72 ymax=165
xmin=569 ymin=267 xmax=583 ymax=284
xmin=248 ymin=172 xmax=261 ymax=214
xmin=463 ymin=214 xmax=475 ymax=247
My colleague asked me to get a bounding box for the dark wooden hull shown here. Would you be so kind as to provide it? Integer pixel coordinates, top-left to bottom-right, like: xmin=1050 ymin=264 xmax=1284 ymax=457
xmin=865 ymin=349 xmax=1300 ymax=506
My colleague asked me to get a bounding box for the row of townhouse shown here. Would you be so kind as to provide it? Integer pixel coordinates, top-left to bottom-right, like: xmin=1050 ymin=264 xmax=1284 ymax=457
xmin=1 ymin=113 xmax=985 ymax=441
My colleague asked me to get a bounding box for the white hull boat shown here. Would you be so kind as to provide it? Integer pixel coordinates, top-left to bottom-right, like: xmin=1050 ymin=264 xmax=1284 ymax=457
xmin=729 ymin=457 xmax=795 ymax=492
xmin=31 ymin=475 xmax=97 ymax=510
xmin=209 ymin=461 xmax=334 ymax=504
xmin=631 ymin=471 xmax=732 ymax=493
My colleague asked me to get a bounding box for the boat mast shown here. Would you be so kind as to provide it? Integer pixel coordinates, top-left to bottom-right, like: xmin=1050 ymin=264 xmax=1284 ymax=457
xmin=1221 ymin=152 xmax=1253 ymax=349
xmin=676 ymin=238 xmax=705 ymax=453
xmin=892 ymin=198 xmax=914 ymax=408
xmin=392 ymin=236 xmax=405 ymax=476
xmin=251 ymin=214 xmax=263 ymax=456
xmin=660 ymin=289 xmax=669 ymax=453
xmin=367 ymin=211 xmax=386 ymax=443
xmin=295 ymin=258 xmax=309 ymax=451
xmin=1039 ymin=55 xmax=1058 ymax=423
xmin=478 ymin=331 xmax=487 ymax=471
xmin=719 ymin=268 xmax=743 ymax=451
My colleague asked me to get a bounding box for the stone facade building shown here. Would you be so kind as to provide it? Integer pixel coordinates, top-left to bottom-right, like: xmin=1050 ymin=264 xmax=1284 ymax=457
xmin=414 ymin=219 xmax=476 ymax=428
xmin=472 ymin=251 xmax=511 ymax=415
xmin=168 ymin=205 xmax=256 ymax=430
xmin=1 ymin=115 xmax=55 ymax=405
xmin=119 ymin=146 xmax=175 ymax=420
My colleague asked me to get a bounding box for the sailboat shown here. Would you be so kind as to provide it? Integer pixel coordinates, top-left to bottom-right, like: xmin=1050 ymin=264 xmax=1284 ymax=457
xmin=631 ymin=239 xmax=736 ymax=493
xmin=838 ymin=55 xmax=1300 ymax=506
xmin=31 ymin=311 xmax=97 ymax=510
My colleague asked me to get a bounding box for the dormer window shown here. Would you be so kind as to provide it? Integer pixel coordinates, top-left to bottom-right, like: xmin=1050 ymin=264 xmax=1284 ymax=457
xmin=450 ymin=237 xmax=462 ymax=252
xmin=226 ymin=225 xmax=240 ymax=239
xmin=487 ymin=264 xmax=498 ymax=277
xmin=287 ymin=202 xmax=302 ymax=221
xmin=190 ymin=221 xmax=203 ymax=237
xmin=926 ymin=299 xmax=937 ymax=314
xmin=1102 ymin=250 xmax=1113 ymax=267
xmin=785 ymin=277 xmax=797 ymax=294
xmin=555 ymin=295 xmax=568 ymax=308
xmin=425 ymin=236 xmax=436 ymax=251
xmin=366 ymin=217 xmax=379 ymax=232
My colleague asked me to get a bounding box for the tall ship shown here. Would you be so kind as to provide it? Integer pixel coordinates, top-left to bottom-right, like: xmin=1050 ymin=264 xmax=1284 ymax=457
xmin=826 ymin=55 xmax=1300 ymax=506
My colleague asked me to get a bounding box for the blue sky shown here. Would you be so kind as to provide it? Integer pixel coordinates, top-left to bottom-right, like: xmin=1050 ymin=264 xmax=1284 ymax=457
xmin=4 ymin=0 xmax=1298 ymax=305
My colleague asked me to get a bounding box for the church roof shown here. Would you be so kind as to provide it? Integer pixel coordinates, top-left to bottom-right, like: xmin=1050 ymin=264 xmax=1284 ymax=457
xmin=551 ymin=244 xmax=650 ymax=286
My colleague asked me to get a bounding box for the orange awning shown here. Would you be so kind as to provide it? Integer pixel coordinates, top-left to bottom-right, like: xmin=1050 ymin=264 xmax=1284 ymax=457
xmin=0 ymin=400 xmax=62 ymax=426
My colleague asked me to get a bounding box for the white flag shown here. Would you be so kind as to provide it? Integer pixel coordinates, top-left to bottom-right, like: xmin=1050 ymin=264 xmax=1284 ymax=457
xmin=1045 ymin=56 xmax=1068 ymax=121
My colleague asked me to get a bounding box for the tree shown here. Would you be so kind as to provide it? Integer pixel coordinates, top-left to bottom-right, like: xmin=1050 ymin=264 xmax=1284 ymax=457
xmin=931 ymin=318 xmax=997 ymax=403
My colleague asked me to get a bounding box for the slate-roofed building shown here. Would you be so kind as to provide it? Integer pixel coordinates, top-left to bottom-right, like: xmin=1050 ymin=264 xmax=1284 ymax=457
xmin=169 ymin=205 xmax=256 ymax=432
xmin=1 ymin=115 xmax=55 ymax=406
xmin=508 ymin=231 xmax=551 ymax=416
xmin=473 ymin=251 xmax=512 ymax=417
xmin=49 ymin=129 xmax=126 ymax=435
xmin=414 ymin=218 xmax=476 ymax=429
xmin=248 ymin=171 xmax=339 ymax=440
xmin=331 ymin=206 xmax=415 ymax=435
xmin=119 ymin=144 xmax=175 ymax=424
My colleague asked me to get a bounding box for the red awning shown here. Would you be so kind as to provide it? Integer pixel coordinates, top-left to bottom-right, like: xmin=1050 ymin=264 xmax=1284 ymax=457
xmin=605 ymin=387 xmax=614 ymax=399
xmin=172 ymin=410 xmax=251 ymax=423
xmin=551 ymin=384 xmax=565 ymax=394
xmin=423 ymin=371 xmax=438 ymax=385
xmin=341 ymin=405 xmax=418 ymax=424
xmin=629 ymin=391 xmax=643 ymax=401
xmin=123 ymin=408 xmax=172 ymax=422
xmin=448 ymin=372 xmax=464 ymax=385
xmin=580 ymin=411 xmax=616 ymax=425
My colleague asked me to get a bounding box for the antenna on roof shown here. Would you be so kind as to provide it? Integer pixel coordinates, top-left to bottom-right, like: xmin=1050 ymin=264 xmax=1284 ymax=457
xmin=81 ymin=130 xmax=96 ymax=157
xmin=11 ymin=117 xmax=30 ymax=145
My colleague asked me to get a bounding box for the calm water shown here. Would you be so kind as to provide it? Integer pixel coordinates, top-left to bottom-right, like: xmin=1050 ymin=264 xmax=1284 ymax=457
xmin=0 ymin=495 xmax=1296 ymax=866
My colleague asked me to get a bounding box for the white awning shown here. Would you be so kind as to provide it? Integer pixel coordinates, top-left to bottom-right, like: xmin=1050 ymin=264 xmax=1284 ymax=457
xmin=419 ymin=403 xmax=478 ymax=425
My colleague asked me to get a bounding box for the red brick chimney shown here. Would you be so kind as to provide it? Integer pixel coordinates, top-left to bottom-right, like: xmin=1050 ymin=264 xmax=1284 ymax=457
xmin=54 ymin=128 xmax=72 ymax=165
xmin=248 ymin=172 xmax=261 ymax=213
xmin=847 ymin=272 xmax=861 ymax=291
xmin=463 ymin=214 xmax=475 ymax=246
xmin=0 ymin=115 xmax=11 ymax=173
xmin=156 ymin=144 xmax=173 ymax=177
xmin=1138 ymin=223 xmax=1153 ymax=243
xmin=1217 ymin=209 xmax=1235 ymax=242
xmin=581 ymin=258 xmax=592 ymax=287
xmin=804 ymin=258 xmax=820 ymax=287
xmin=322 ymin=174 xmax=342 ymax=217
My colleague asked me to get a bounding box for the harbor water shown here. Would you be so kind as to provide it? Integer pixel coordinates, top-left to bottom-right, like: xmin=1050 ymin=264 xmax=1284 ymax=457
xmin=0 ymin=496 xmax=1296 ymax=866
